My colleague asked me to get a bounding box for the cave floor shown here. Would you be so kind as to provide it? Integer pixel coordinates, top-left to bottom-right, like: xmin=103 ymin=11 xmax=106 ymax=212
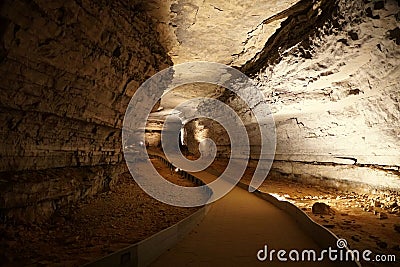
xmin=209 ymin=160 xmax=400 ymax=267
xmin=0 ymin=158 xmax=198 ymax=267
xmin=1 ymin=158 xmax=399 ymax=267
xmin=151 ymin=168 xmax=337 ymax=267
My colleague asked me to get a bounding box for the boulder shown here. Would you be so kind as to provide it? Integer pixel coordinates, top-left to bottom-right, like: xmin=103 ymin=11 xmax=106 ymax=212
xmin=312 ymin=202 xmax=335 ymax=215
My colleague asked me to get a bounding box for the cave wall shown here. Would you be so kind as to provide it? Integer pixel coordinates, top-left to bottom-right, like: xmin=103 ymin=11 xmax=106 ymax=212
xmin=254 ymin=0 xmax=400 ymax=167
xmin=240 ymin=0 xmax=338 ymax=75
xmin=0 ymin=0 xmax=172 ymax=222
xmin=278 ymin=0 xmax=400 ymax=190
xmin=165 ymin=0 xmax=301 ymax=65
xmin=0 ymin=0 xmax=172 ymax=171
xmin=185 ymin=0 xmax=400 ymax=192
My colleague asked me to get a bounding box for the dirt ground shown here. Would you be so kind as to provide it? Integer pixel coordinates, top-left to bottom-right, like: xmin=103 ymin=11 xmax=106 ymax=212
xmin=0 ymin=158 xmax=198 ymax=267
xmin=1 ymin=157 xmax=399 ymax=267
xmin=255 ymin=177 xmax=400 ymax=266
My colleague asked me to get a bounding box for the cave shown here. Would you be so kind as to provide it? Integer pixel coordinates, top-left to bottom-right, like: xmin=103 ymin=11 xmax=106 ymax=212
xmin=0 ymin=0 xmax=399 ymax=266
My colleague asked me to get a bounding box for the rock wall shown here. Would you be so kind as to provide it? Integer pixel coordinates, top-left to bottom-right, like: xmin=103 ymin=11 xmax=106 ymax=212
xmin=241 ymin=0 xmax=338 ymax=75
xmin=252 ymin=0 xmax=400 ymax=167
xmin=0 ymin=0 xmax=172 ymax=221
xmin=166 ymin=0 xmax=300 ymax=65
xmin=186 ymin=0 xmax=400 ymax=192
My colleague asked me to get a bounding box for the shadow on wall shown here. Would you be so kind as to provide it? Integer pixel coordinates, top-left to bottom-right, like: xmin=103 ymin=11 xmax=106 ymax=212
xmin=0 ymin=0 xmax=172 ymax=222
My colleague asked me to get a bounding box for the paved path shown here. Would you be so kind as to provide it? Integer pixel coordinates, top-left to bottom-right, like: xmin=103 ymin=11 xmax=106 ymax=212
xmin=150 ymin=169 xmax=339 ymax=267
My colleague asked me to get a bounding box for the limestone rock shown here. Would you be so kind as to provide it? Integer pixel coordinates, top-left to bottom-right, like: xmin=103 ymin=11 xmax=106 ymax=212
xmin=348 ymin=30 xmax=359 ymax=40
xmin=373 ymin=1 xmax=385 ymax=10
xmin=312 ymin=202 xmax=335 ymax=215
xmin=376 ymin=240 xmax=388 ymax=249
xmin=378 ymin=212 xmax=388 ymax=220
xmin=388 ymin=27 xmax=400 ymax=45
xmin=0 ymin=0 xmax=172 ymax=221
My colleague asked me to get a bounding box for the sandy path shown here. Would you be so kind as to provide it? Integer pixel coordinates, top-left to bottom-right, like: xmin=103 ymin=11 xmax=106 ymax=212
xmin=151 ymin=169 xmax=339 ymax=267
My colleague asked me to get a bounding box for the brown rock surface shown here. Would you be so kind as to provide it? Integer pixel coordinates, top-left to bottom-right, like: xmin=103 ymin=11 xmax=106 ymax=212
xmin=0 ymin=158 xmax=198 ymax=267
xmin=0 ymin=0 xmax=172 ymax=220
xmin=312 ymin=202 xmax=335 ymax=215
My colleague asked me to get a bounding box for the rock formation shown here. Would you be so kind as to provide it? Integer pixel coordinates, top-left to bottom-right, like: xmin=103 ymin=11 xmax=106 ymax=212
xmin=0 ymin=0 xmax=399 ymax=222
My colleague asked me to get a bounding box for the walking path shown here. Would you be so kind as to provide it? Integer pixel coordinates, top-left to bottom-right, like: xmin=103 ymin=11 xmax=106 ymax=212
xmin=150 ymin=169 xmax=340 ymax=267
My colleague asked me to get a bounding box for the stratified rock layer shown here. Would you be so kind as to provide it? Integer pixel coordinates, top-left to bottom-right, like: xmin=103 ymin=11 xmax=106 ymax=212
xmin=0 ymin=0 xmax=172 ymax=221
xmin=184 ymin=0 xmax=400 ymax=191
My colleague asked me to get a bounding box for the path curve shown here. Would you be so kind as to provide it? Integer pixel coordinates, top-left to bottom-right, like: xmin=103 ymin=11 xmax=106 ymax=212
xmin=150 ymin=168 xmax=344 ymax=267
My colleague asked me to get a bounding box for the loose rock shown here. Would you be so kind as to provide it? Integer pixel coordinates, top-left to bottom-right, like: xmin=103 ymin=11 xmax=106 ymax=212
xmin=379 ymin=212 xmax=388 ymax=220
xmin=348 ymin=30 xmax=359 ymax=40
xmin=312 ymin=202 xmax=334 ymax=215
xmin=376 ymin=240 xmax=388 ymax=249
xmin=388 ymin=27 xmax=400 ymax=45
xmin=373 ymin=1 xmax=385 ymax=10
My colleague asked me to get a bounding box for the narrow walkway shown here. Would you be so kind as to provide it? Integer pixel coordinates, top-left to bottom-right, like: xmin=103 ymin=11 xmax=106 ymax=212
xmin=150 ymin=169 xmax=339 ymax=267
